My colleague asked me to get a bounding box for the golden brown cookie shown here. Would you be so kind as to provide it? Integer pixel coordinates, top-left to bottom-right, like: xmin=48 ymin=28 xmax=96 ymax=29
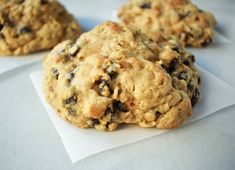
xmin=43 ymin=21 xmax=198 ymax=131
xmin=118 ymin=0 xmax=216 ymax=47
xmin=0 ymin=0 xmax=81 ymax=55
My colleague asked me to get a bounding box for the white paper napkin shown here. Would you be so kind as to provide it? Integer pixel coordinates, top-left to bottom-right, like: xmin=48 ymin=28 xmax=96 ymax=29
xmin=0 ymin=52 xmax=47 ymax=75
xmin=30 ymin=66 xmax=235 ymax=163
xmin=187 ymin=44 xmax=235 ymax=87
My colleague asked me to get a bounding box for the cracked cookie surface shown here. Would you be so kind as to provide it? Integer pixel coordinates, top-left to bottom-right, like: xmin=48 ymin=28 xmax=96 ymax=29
xmin=0 ymin=0 xmax=81 ymax=55
xmin=118 ymin=0 xmax=216 ymax=47
xmin=43 ymin=21 xmax=199 ymax=131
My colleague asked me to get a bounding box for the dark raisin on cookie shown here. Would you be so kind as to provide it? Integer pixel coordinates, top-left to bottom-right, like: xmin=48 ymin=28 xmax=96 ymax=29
xmin=19 ymin=26 xmax=32 ymax=34
xmin=183 ymin=55 xmax=195 ymax=66
xmin=105 ymin=64 xmax=119 ymax=79
xmin=67 ymin=108 xmax=76 ymax=115
xmin=105 ymin=105 xmax=114 ymax=117
xmin=0 ymin=33 xmax=5 ymax=39
xmin=191 ymin=89 xmax=200 ymax=106
xmin=0 ymin=24 xmax=3 ymax=31
xmin=91 ymin=119 xmax=100 ymax=126
xmin=17 ymin=0 xmax=25 ymax=3
xmin=187 ymin=80 xmax=195 ymax=92
xmin=68 ymin=72 xmax=75 ymax=82
xmin=166 ymin=58 xmax=178 ymax=73
xmin=64 ymin=96 xmax=77 ymax=105
xmin=139 ymin=2 xmax=151 ymax=9
xmin=69 ymin=46 xmax=80 ymax=57
xmin=178 ymin=71 xmax=188 ymax=80
xmin=183 ymin=60 xmax=190 ymax=66
xmin=156 ymin=111 xmax=161 ymax=119
xmin=198 ymin=76 xmax=201 ymax=84
xmin=172 ymin=46 xmax=180 ymax=53
xmin=105 ymin=100 xmax=128 ymax=116
xmin=201 ymin=38 xmax=212 ymax=47
xmin=105 ymin=122 xmax=111 ymax=128
xmin=189 ymin=54 xmax=195 ymax=62
xmin=113 ymin=100 xmax=128 ymax=113
xmin=4 ymin=18 xmax=15 ymax=27
xmin=40 ymin=0 xmax=48 ymax=5
xmin=98 ymin=79 xmax=110 ymax=88
xmin=70 ymin=72 xmax=75 ymax=79
xmin=108 ymin=70 xmax=118 ymax=79
xmin=96 ymin=78 xmax=112 ymax=96
xmin=198 ymin=9 xmax=204 ymax=13
xmin=179 ymin=11 xmax=191 ymax=20
xmin=52 ymin=68 xmax=60 ymax=80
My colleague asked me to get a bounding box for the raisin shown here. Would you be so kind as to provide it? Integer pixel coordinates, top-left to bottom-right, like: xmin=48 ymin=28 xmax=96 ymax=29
xmin=96 ymin=79 xmax=112 ymax=96
xmin=98 ymin=79 xmax=110 ymax=87
xmin=113 ymin=100 xmax=128 ymax=112
xmin=105 ymin=105 xmax=114 ymax=115
xmin=179 ymin=12 xmax=190 ymax=20
xmin=105 ymin=64 xmax=119 ymax=79
xmin=20 ymin=27 xmax=32 ymax=34
xmin=139 ymin=2 xmax=151 ymax=9
xmin=106 ymin=122 xmax=111 ymax=128
xmin=0 ymin=33 xmax=5 ymax=39
xmin=198 ymin=76 xmax=201 ymax=84
xmin=105 ymin=100 xmax=128 ymax=116
xmin=70 ymin=72 xmax=75 ymax=79
xmin=108 ymin=70 xmax=118 ymax=79
xmin=64 ymin=96 xmax=77 ymax=105
xmin=4 ymin=19 xmax=14 ymax=27
xmin=40 ymin=0 xmax=48 ymax=5
xmin=68 ymin=72 xmax=75 ymax=82
xmin=69 ymin=46 xmax=80 ymax=57
xmin=0 ymin=24 xmax=3 ymax=31
xmin=207 ymin=38 xmax=212 ymax=44
xmin=156 ymin=111 xmax=161 ymax=119
xmin=201 ymin=38 xmax=212 ymax=47
xmin=178 ymin=71 xmax=188 ymax=80
xmin=187 ymin=80 xmax=195 ymax=92
xmin=201 ymin=41 xmax=208 ymax=47
xmin=198 ymin=9 xmax=204 ymax=13
xmin=91 ymin=119 xmax=100 ymax=126
xmin=68 ymin=108 xmax=76 ymax=115
xmin=189 ymin=55 xmax=195 ymax=62
xmin=166 ymin=58 xmax=178 ymax=73
xmin=172 ymin=46 xmax=180 ymax=53
xmin=183 ymin=60 xmax=190 ymax=66
xmin=191 ymin=89 xmax=200 ymax=107
xmin=18 ymin=0 xmax=25 ymax=3
xmin=52 ymin=68 xmax=59 ymax=80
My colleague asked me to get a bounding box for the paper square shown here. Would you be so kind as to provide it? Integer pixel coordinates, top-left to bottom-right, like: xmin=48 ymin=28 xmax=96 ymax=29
xmin=0 ymin=52 xmax=47 ymax=75
xmin=30 ymin=66 xmax=235 ymax=163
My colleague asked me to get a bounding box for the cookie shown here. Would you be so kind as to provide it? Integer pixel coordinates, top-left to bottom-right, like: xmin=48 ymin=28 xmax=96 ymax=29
xmin=118 ymin=0 xmax=216 ymax=47
xmin=0 ymin=0 xmax=81 ymax=55
xmin=156 ymin=36 xmax=201 ymax=106
xmin=43 ymin=21 xmax=197 ymax=131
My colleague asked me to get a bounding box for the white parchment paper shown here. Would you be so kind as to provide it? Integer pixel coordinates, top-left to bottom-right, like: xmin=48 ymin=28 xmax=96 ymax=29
xmin=0 ymin=52 xmax=47 ymax=75
xmin=30 ymin=66 xmax=235 ymax=163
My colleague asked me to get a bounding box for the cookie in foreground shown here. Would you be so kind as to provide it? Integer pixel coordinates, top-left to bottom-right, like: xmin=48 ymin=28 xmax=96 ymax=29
xmin=43 ymin=21 xmax=200 ymax=131
xmin=118 ymin=0 xmax=216 ymax=47
xmin=0 ymin=0 xmax=81 ymax=55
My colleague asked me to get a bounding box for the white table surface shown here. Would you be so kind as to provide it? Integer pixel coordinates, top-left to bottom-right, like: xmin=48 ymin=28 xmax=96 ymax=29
xmin=1 ymin=0 xmax=235 ymax=170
